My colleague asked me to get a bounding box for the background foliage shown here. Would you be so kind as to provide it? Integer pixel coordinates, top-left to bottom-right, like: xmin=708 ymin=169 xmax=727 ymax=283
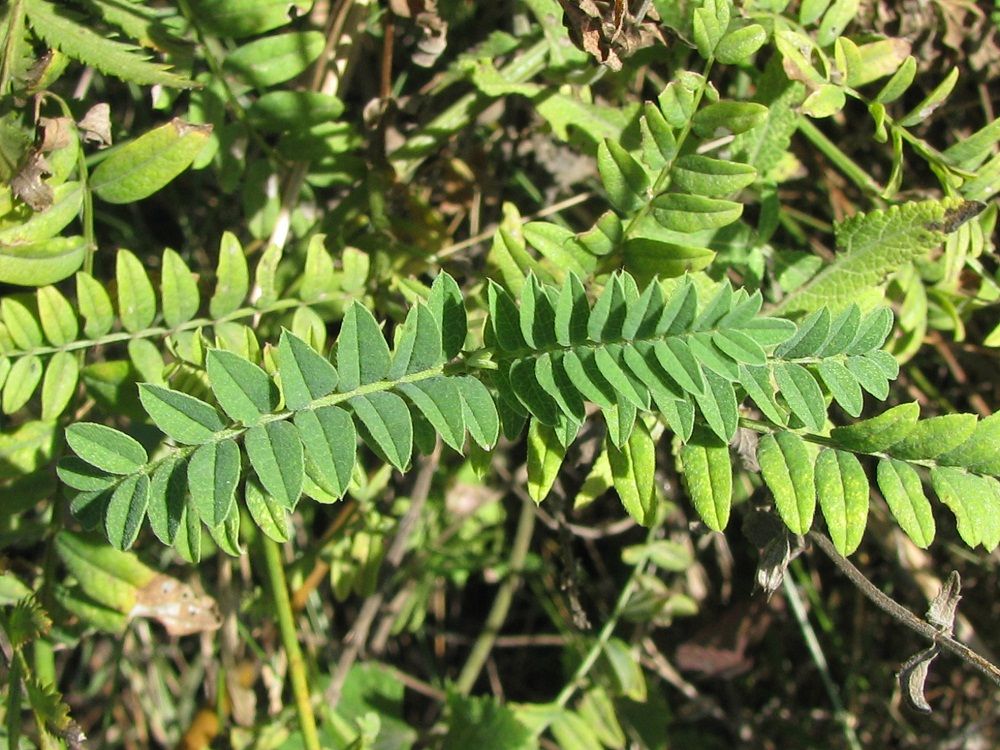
xmin=1 ymin=0 xmax=999 ymax=747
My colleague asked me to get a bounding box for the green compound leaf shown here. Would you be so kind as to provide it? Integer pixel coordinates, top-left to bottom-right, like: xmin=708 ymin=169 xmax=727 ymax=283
xmin=758 ymin=432 xmax=815 ymax=535
xmin=139 ymin=384 xmax=227 ymax=444
xmin=2 ymin=356 xmax=42 ymax=413
xmin=671 ymin=155 xmax=757 ymax=197
xmin=105 ymin=473 xmax=149 ymax=551
xmin=693 ymin=0 xmax=730 ymax=57
xmin=598 ymin=139 xmax=649 ymax=213
xmin=76 ymin=271 xmax=114 ymax=338
xmin=775 ymin=198 xmax=985 ymax=314
xmin=714 ymin=23 xmax=768 ymax=64
xmin=427 ymin=272 xmax=467 ymax=359
xmin=36 ymin=285 xmax=78 ymax=346
xmin=830 ymin=401 xmax=919 ymax=453
xmin=57 ymin=457 xmax=117 ymax=493
xmin=608 ymin=419 xmax=657 ymax=526
xmin=41 ymin=351 xmax=78 ymax=420
xmin=457 ymin=376 xmax=499 ymax=450
xmin=650 ymin=193 xmax=743 ymax=233
xmin=295 ymin=406 xmax=356 ymax=498
xmin=245 ymin=479 xmax=290 ymax=543
xmin=0 ymin=299 xmax=41 ymax=352
xmin=399 ymin=378 xmax=466 ymax=452
xmin=245 ymin=421 xmax=304 ymax=509
xmin=350 ymin=392 xmax=412 ymax=471
xmin=680 ymin=433 xmax=732 ymax=531
xmin=0 ymin=237 xmax=87 ymax=287
xmin=337 ymin=302 xmax=392 ymax=391
xmin=815 ymin=449 xmax=869 ymax=556
xmin=161 ymin=248 xmax=200 ymax=327
xmin=815 ymin=360 xmax=863 ymax=417
xmin=66 ymin=423 xmax=148 ymax=475
xmin=934 ymin=413 xmax=1000 ymax=475
xmin=209 ymin=232 xmax=250 ymax=318
xmin=692 ymin=369 xmax=738 ymax=442
xmin=115 ymin=250 xmax=156 ymax=333
xmin=90 ymin=119 xmax=210 ymax=203
xmin=773 ymin=362 xmax=826 ymax=431
xmin=206 ymin=349 xmax=277 ymax=425
xmin=223 ymin=31 xmax=325 ymax=89
xmin=931 ymin=467 xmax=988 ymax=549
xmin=692 ymin=101 xmax=768 ymax=137
xmin=527 ymin=419 xmax=566 ymax=503
xmin=147 ymin=455 xmax=186 ymax=545
xmin=390 ymin=304 xmax=444 ymax=378
xmin=188 ymin=438 xmax=241 ymax=527
xmin=877 ymin=458 xmax=934 ymax=548
xmin=277 ymin=329 xmax=339 ymax=410
xmin=887 ymin=413 xmax=978 ymax=460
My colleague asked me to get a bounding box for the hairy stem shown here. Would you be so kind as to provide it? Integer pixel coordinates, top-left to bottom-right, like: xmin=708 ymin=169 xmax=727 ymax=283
xmin=261 ymin=536 xmax=321 ymax=750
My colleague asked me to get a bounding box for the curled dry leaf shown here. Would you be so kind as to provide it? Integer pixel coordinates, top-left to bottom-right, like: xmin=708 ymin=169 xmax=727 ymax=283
xmin=10 ymin=150 xmax=54 ymax=211
xmin=78 ymin=103 xmax=112 ymax=147
xmin=129 ymin=573 xmax=222 ymax=636
xmin=390 ymin=0 xmax=448 ymax=68
xmin=38 ymin=116 xmax=73 ymax=151
xmin=557 ymin=0 xmax=666 ymax=71
xmin=897 ymin=570 xmax=961 ymax=713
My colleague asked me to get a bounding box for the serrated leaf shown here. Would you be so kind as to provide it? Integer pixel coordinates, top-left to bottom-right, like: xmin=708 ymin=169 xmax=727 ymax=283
xmin=758 ymin=432 xmax=815 ymax=535
xmin=188 ymin=439 xmax=241 ymax=527
xmin=277 ymin=329 xmax=338 ymax=410
xmin=830 ymin=401 xmax=919 ymax=453
xmin=139 ymin=384 xmax=227 ymax=444
xmin=91 ymin=119 xmax=209 ymax=203
xmin=37 ymin=285 xmax=78 ymax=346
xmin=337 ymin=302 xmax=391 ymax=391
xmin=775 ymin=199 xmax=983 ymax=314
xmin=456 ymin=376 xmax=499 ymax=449
xmin=527 ymin=419 xmax=565 ymax=503
xmin=76 ymin=271 xmax=114 ymax=338
xmin=206 ymin=349 xmax=276 ymax=424
xmin=350 ymin=392 xmax=412 ymax=470
xmin=608 ymin=419 xmax=656 ymax=526
xmin=245 ymin=421 xmax=303 ymax=508
xmin=935 ymin=413 xmax=1000 ymax=475
xmin=888 ymin=414 xmax=978 ymax=460
xmin=25 ymin=0 xmax=195 ymax=88
xmin=161 ymin=248 xmax=200 ymax=327
xmin=66 ymin=423 xmax=147 ymax=474
xmin=773 ymin=362 xmax=826 ymax=431
xmin=209 ymin=232 xmax=250 ymax=318
xmin=148 ymin=455 xmax=186 ymax=545
xmin=598 ymin=139 xmax=649 ymax=212
xmin=815 ymin=449 xmax=868 ymax=555
xmin=41 ymin=350 xmax=78 ymax=420
xmin=245 ymin=479 xmax=290 ymax=543
xmin=877 ymin=458 xmax=934 ymax=548
xmin=680 ymin=434 xmax=732 ymax=531
xmin=105 ymin=473 xmax=149 ymax=550
xmin=651 ymin=193 xmax=743 ymax=233
xmin=295 ymin=405 xmax=356 ymax=498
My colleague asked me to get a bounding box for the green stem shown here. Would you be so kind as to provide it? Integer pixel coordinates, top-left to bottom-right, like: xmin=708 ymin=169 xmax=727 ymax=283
xmin=455 ymin=496 xmax=536 ymax=694
xmin=261 ymin=536 xmax=321 ymax=750
xmin=796 ymin=119 xmax=884 ymax=197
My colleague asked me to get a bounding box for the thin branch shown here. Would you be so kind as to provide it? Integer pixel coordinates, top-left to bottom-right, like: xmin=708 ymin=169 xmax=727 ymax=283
xmin=809 ymin=531 xmax=1000 ymax=688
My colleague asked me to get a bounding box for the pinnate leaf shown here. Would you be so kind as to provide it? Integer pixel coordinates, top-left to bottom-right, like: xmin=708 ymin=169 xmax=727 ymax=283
xmin=877 ymin=458 xmax=934 ymax=548
xmin=245 ymin=421 xmax=304 ymax=509
xmin=139 ymin=384 xmax=227 ymax=444
xmin=815 ymin=449 xmax=868 ymax=556
xmin=206 ymin=349 xmax=276 ymax=424
xmin=188 ymin=439 xmax=241 ymax=527
xmin=758 ymin=432 xmax=815 ymax=535
xmin=66 ymin=423 xmax=147 ymax=475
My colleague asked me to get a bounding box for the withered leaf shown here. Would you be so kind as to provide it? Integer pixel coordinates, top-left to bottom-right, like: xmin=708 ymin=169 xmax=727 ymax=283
xmin=10 ymin=150 xmax=54 ymax=211
xmin=78 ymin=103 xmax=112 ymax=148
xmin=557 ymin=0 xmax=665 ymax=71
xmin=130 ymin=574 xmax=222 ymax=637
xmin=899 ymin=645 xmax=938 ymax=714
xmin=38 ymin=116 xmax=73 ymax=152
